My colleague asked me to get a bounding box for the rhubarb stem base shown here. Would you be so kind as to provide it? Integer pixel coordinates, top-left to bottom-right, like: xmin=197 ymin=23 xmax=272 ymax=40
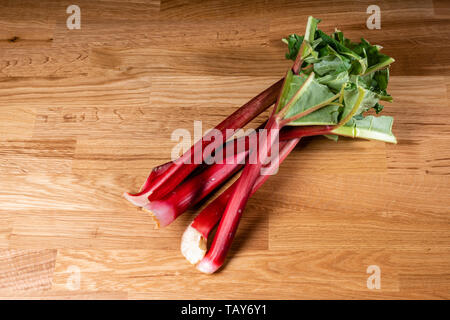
xmin=196 ymin=257 xmax=222 ymax=274
xmin=181 ymin=224 xmax=207 ymax=265
xmin=123 ymin=191 xmax=151 ymax=207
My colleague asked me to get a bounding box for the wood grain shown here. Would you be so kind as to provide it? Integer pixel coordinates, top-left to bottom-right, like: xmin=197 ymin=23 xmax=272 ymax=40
xmin=0 ymin=249 xmax=57 ymax=291
xmin=0 ymin=0 xmax=449 ymax=299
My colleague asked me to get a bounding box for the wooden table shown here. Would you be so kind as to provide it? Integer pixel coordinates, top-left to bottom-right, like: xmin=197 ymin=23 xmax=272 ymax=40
xmin=0 ymin=0 xmax=449 ymax=299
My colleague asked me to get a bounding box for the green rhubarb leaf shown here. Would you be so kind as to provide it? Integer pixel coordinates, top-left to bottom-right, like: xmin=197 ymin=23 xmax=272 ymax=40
xmin=316 ymin=71 xmax=349 ymax=92
xmin=282 ymin=34 xmax=304 ymax=61
xmin=316 ymin=30 xmax=367 ymax=75
xmin=284 ymin=79 xmax=338 ymax=119
xmin=282 ymin=16 xmax=321 ymax=63
xmin=358 ymin=72 xmax=392 ymax=103
xmin=357 ymin=39 xmax=395 ymax=75
xmin=329 ymin=36 xmax=394 ymax=76
xmin=279 ymin=16 xmax=395 ymax=135
xmin=378 ymin=92 xmax=393 ymax=102
xmin=359 ymin=72 xmax=377 ymax=90
xmin=275 ymin=70 xmax=340 ymax=125
xmin=373 ymin=68 xmax=389 ymax=91
xmin=339 ymin=84 xmax=365 ymax=122
xmin=287 ymin=104 xmax=340 ymax=125
xmin=348 ymin=38 xmax=395 ymax=75
xmin=339 ymin=82 xmax=384 ymax=122
xmin=299 ymin=16 xmax=321 ymax=60
xmin=331 ymin=115 xmax=397 ymax=144
xmin=333 ymin=30 xmax=345 ymax=44
xmin=358 ymin=87 xmax=380 ymax=115
xmin=276 ymin=70 xmax=311 ymax=112
xmin=364 ymin=56 xmax=394 ymax=75
xmin=316 ymin=29 xmax=356 ymax=57
xmin=314 ymin=55 xmax=351 ymax=76
xmin=373 ymin=102 xmax=384 ymax=114
xmin=277 ymin=69 xmax=295 ymax=107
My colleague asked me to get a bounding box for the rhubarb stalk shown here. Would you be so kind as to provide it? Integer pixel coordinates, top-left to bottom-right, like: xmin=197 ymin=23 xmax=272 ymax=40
xmin=196 ymin=115 xmax=284 ymax=273
xmin=143 ymin=146 xmax=249 ymax=228
xmin=196 ymin=67 xmax=321 ymax=273
xmin=122 ymin=15 xmax=397 ymax=274
xmin=124 ymin=79 xmax=284 ymax=207
xmin=123 ymin=161 xmax=173 ymax=207
xmin=181 ymin=124 xmax=338 ymax=264
xmin=181 ymin=138 xmax=300 ymax=264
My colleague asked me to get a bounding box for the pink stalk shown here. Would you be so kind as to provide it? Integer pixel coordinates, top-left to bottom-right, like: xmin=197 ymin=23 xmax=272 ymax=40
xmin=181 ymin=138 xmax=300 ymax=264
xmin=143 ymin=125 xmax=335 ymax=230
xmin=123 ymin=161 xmax=172 ymax=207
xmin=292 ymin=54 xmax=303 ymax=75
xmin=141 ymin=126 xmax=265 ymax=228
xmin=196 ymin=72 xmax=332 ymax=273
xmin=124 ymin=125 xmax=331 ymax=207
xmin=181 ymin=125 xmax=336 ymax=264
xmin=143 ymin=146 xmax=249 ymax=228
xmin=138 ymin=162 xmax=172 ymax=195
xmin=124 ymin=79 xmax=284 ymax=207
xmin=186 ymin=126 xmax=334 ymax=236
xmin=197 ymin=117 xmax=282 ymax=273
xmin=280 ymin=125 xmax=335 ymax=140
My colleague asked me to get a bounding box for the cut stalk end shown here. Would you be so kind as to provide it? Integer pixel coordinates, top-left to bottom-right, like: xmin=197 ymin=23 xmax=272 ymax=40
xmin=141 ymin=206 xmax=161 ymax=229
xmin=181 ymin=224 xmax=207 ymax=265
xmin=196 ymin=257 xmax=221 ymax=274
xmin=143 ymin=201 xmax=177 ymax=228
xmin=123 ymin=191 xmax=151 ymax=207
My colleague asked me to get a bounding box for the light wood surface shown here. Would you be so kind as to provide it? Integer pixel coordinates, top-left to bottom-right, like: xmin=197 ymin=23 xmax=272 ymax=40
xmin=0 ymin=0 xmax=449 ymax=300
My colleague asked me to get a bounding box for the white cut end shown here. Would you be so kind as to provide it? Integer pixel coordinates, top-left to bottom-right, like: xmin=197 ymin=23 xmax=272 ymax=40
xmin=141 ymin=206 xmax=161 ymax=229
xmin=181 ymin=225 xmax=207 ymax=265
xmin=196 ymin=258 xmax=218 ymax=274
xmin=123 ymin=191 xmax=151 ymax=207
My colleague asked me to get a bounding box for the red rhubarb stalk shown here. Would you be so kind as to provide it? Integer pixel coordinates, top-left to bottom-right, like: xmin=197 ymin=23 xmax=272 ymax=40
xmin=124 ymin=125 xmax=332 ymax=207
xmin=280 ymin=125 xmax=335 ymax=140
xmin=123 ymin=161 xmax=173 ymax=207
xmin=191 ymin=127 xmax=334 ymax=233
xmin=141 ymin=126 xmax=269 ymax=228
xmin=181 ymin=137 xmax=300 ymax=264
xmin=181 ymin=124 xmax=336 ymax=264
xmin=182 ymin=125 xmax=334 ymax=242
xmin=123 ymin=79 xmax=284 ymax=207
xmin=143 ymin=145 xmax=249 ymax=228
xmin=196 ymin=72 xmax=327 ymax=273
xmin=197 ymin=116 xmax=283 ymax=273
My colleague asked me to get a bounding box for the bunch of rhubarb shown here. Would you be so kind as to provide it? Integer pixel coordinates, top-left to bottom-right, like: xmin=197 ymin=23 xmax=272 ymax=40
xmin=124 ymin=17 xmax=397 ymax=274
